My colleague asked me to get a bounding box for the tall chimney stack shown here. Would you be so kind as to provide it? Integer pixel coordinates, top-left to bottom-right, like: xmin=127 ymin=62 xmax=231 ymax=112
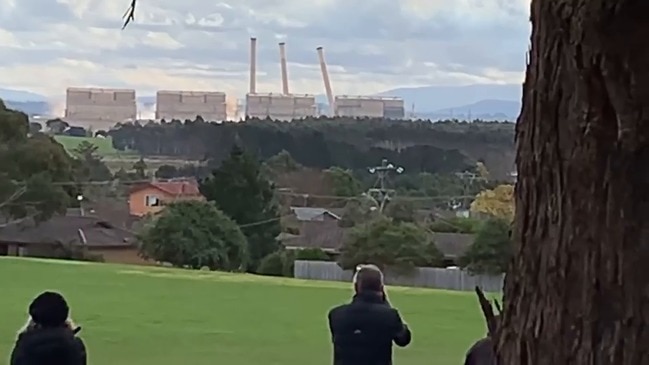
xmin=279 ymin=42 xmax=289 ymax=95
xmin=249 ymin=37 xmax=257 ymax=94
xmin=316 ymin=46 xmax=335 ymax=116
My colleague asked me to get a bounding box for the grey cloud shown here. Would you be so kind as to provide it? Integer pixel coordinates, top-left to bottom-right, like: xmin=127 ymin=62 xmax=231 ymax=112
xmin=0 ymin=0 xmax=530 ymax=91
xmin=0 ymin=0 xmax=77 ymax=31
xmin=0 ymin=46 xmax=102 ymax=66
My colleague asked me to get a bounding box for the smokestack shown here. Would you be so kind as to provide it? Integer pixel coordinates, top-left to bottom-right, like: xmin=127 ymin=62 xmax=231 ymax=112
xmin=249 ymin=37 xmax=257 ymax=94
xmin=316 ymin=46 xmax=335 ymax=116
xmin=279 ymin=42 xmax=289 ymax=95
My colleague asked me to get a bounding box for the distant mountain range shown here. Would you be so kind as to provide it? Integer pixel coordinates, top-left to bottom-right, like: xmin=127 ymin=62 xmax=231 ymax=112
xmin=3 ymin=101 xmax=51 ymax=116
xmin=0 ymin=88 xmax=47 ymax=102
xmin=0 ymin=84 xmax=523 ymax=121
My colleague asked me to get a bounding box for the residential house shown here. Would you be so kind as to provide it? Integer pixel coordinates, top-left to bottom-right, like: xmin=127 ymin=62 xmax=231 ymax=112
xmin=279 ymin=206 xmax=475 ymax=265
xmin=0 ymin=213 xmax=147 ymax=265
xmin=281 ymin=207 xmax=345 ymax=254
xmin=73 ymin=199 xmax=140 ymax=231
xmin=128 ymin=179 xmax=204 ymax=217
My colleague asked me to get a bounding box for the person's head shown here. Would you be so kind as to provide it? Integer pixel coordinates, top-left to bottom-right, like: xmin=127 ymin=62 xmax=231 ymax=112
xmin=352 ymin=264 xmax=384 ymax=294
xmin=28 ymin=291 xmax=70 ymax=328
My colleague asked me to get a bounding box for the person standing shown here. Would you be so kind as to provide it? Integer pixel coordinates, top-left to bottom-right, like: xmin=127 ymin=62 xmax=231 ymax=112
xmin=10 ymin=291 xmax=87 ymax=365
xmin=327 ymin=264 xmax=411 ymax=365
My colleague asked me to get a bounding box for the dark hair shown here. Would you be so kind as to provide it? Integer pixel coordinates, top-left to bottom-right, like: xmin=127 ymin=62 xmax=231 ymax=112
xmin=29 ymin=291 xmax=69 ymax=327
xmin=354 ymin=264 xmax=384 ymax=292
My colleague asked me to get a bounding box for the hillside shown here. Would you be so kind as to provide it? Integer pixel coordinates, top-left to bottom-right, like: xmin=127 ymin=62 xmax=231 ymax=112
xmin=375 ymin=84 xmax=522 ymax=112
xmin=421 ymin=99 xmax=521 ymax=121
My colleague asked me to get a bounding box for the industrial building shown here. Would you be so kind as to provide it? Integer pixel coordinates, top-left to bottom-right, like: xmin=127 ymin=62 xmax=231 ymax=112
xmin=246 ymin=93 xmax=316 ymax=120
xmin=65 ymin=87 xmax=137 ymax=129
xmin=315 ymin=47 xmax=405 ymax=119
xmin=155 ymin=90 xmax=227 ymax=121
xmin=245 ymin=38 xmax=317 ymax=121
xmin=335 ymin=95 xmax=405 ymax=119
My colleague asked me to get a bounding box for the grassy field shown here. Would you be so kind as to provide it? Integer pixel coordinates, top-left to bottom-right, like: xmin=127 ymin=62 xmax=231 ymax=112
xmin=53 ymin=135 xmax=202 ymax=173
xmin=0 ymin=258 xmax=486 ymax=365
xmin=53 ymin=135 xmax=126 ymax=157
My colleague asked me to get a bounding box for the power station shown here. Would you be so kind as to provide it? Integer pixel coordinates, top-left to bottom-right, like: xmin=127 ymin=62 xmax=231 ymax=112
xmin=315 ymin=46 xmax=405 ymax=119
xmin=64 ymin=87 xmax=137 ymax=130
xmin=155 ymin=90 xmax=227 ymax=121
xmin=335 ymin=96 xmax=405 ymax=118
xmin=62 ymin=37 xmax=405 ymax=125
xmin=245 ymin=38 xmax=317 ymax=120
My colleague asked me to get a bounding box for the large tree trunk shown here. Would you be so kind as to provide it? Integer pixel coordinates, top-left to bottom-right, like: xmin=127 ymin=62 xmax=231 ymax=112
xmin=496 ymin=0 xmax=649 ymax=364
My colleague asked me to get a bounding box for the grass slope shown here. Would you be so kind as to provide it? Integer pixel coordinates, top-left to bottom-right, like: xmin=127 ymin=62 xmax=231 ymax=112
xmin=53 ymin=135 xmax=200 ymax=173
xmin=54 ymin=135 xmax=125 ymax=157
xmin=0 ymin=258 xmax=486 ymax=365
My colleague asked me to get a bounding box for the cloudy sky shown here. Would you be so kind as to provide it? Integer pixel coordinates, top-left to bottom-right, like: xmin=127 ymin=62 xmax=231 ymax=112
xmin=0 ymin=0 xmax=530 ymax=101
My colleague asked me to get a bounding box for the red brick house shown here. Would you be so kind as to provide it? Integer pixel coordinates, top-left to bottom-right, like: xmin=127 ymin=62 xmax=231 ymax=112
xmin=128 ymin=179 xmax=204 ymax=217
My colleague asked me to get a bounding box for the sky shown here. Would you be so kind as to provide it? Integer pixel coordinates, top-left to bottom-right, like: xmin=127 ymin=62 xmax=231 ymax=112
xmin=0 ymin=0 xmax=531 ymax=101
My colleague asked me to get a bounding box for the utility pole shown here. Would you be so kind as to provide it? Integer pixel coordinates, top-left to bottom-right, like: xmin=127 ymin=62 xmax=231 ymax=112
xmin=454 ymin=171 xmax=485 ymax=211
xmin=366 ymin=159 xmax=404 ymax=212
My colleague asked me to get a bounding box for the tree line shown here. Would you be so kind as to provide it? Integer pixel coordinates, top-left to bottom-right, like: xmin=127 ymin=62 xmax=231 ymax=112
xmin=108 ymin=117 xmax=515 ymax=177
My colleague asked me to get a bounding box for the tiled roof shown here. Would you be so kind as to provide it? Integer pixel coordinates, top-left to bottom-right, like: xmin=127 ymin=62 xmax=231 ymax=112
xmin=131 ymin=180 xmax=202 ymax=196
xmin=290 ymin=207 xmax=341 ymax=221
xmin=0 ymin=215 xmax=135 ymax=248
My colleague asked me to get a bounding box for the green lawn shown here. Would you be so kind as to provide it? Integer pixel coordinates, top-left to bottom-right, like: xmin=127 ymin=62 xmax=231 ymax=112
xmin=0 ymin=258 xmax=486 ymax=365
xmin=53 ymin=135 xmax=130 ymax=157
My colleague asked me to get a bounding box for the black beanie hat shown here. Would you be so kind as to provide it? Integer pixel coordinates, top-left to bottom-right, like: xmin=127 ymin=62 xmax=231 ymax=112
xmin=29 ymin=291 xmax=69 ymax=327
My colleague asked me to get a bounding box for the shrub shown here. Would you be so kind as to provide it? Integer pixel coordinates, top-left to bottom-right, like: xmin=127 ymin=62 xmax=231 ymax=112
xmin=294 ymin=248 xmax=330 ymax=261
xmin=257 ymin=248 xmax=331 ymax=277
xmin=429 ymin=217 xmax=481 ymax=233
xmin=257 ymin=251 xmax=288 ymax=277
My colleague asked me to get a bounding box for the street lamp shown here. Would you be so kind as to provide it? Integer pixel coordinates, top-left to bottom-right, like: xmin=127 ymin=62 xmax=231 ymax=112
xmin=77 ymin=195 xmax=84 ymax=216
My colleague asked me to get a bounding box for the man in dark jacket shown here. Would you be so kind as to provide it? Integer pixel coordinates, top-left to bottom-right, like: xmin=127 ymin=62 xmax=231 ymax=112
xmin=10 ymin=291 xmax=87 ymax=365
xmin=328 ymin=264 xmax=411 ymax=365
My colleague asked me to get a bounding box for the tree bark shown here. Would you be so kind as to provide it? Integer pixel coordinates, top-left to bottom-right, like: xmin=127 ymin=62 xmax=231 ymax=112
xmin=496 ymin=0 xmax=649 ymax=364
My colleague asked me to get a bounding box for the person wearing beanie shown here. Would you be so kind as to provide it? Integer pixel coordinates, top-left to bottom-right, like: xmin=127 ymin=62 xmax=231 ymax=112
xmin=10 ymin=291 xmax=87 ymax=365
xmin=328 ymin=264 xmax=412 ymax=365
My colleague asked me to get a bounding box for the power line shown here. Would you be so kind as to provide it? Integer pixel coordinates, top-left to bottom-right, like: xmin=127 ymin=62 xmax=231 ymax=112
xmin=279 ymin=192 xmax=478 ymax=202
xmin=8 ymin=179 xmax=479 ymax=202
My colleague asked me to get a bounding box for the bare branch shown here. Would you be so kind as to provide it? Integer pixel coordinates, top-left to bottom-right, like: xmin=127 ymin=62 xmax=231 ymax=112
xmin=0 ymin=213 xmax=37 ymax=228
xmin=122 ymin=0 xmax=137 ymax=29
xmin=0 ymin=186 xmax=26 ymax=210
xmin=494 ymin=299 xmax=503 ymax=315
xmin=475 ymin=286 xmax=498 ymax=337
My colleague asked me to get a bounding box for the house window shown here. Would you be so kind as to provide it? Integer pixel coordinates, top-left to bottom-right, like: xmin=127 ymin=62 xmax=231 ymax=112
xmin=145 ymin=195 xmax=161 ymax=207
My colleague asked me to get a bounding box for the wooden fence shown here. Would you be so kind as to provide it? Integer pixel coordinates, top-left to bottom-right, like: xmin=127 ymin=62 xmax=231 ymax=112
xmin=294 ymin=260 xmax=504 ymax=292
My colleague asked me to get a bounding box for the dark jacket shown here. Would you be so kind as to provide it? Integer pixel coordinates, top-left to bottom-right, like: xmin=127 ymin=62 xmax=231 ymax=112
xmin=463 ymin=337 xmax=496 ymax=365
xmin=10 ymin=327 xmax=87 ymax=365
xmin=328 ymin=292 xmax=411 ymax=365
